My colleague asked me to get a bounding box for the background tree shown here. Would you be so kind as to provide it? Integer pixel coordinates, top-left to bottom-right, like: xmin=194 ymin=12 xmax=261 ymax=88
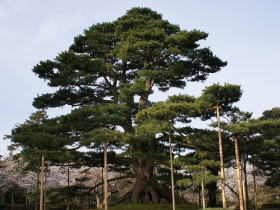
xmin=196 ymin=83 xmax=243 ymax=206
xmin=224 ymin=114 xmax=280 ymax=209
xmin=256 ymin=107 xmax=280 ymax=188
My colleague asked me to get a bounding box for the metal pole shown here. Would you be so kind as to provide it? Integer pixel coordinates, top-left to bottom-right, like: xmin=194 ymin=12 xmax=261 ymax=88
xmin=169 ymin=133 xmax=176 ymax=210
xmin=215 ymin=106 xmax=227 ymax=208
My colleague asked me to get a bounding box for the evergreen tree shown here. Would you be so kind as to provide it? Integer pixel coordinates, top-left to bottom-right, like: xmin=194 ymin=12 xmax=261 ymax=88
xmin=30 ymin=8 xmax=226 ymax=203
xmin=253 ymin=107 xmax=280 ymax=187
xmin=224 ymin=114 xmax=280 ymax=209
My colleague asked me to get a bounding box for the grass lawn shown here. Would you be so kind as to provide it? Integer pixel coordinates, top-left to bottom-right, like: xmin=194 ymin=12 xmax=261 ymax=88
xmin=104 ymin=203 xmax=200 ymax=210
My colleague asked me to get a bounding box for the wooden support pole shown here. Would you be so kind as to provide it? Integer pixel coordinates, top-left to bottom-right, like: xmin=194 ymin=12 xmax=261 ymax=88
xmin=201 ymin=181 xmax=206 ymax=209
xmin=242 ymin=179 xmax=247 ymax=210
xmin=241 ymin=161 xmax=247 ymax=210
xmin=243 ymin=157 xmax=249 ymax=210
xmin=44 ymin=171 xmax=47 ymax=210
xmin=67 ymin=163 xmax=70 ymax=210
xmin=252 ymin=165 xmax=257 ymax=210
xmin=169 ymin=133 xmax=176 ymax=210
xmin=215 ymin=106 xmax=227 ymax=208
xmin=36 ymin=168 xmax=39 ymax=210
xmin=40 ymin=155 xmax=45 ymax=210
xmin=104 ymin=142 xmax=108 ymax=210
xmin=233 ymin=136 xmax=244 ymax=210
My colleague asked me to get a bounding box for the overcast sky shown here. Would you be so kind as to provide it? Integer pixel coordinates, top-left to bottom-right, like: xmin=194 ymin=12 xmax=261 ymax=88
xmin=1 ymin=0 xmax=279 ymax=156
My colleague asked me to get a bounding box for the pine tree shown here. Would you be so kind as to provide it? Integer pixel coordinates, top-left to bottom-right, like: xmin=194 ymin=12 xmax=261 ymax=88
xmin=30 ymin=8 xmax=226 ymax=203
xmin=225 ymin=114 xmax=280 ymax=209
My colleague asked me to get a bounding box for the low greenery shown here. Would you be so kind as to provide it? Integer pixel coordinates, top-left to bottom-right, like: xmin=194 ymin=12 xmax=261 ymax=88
xmin=104 ymin=203 xmax=199 ymax=210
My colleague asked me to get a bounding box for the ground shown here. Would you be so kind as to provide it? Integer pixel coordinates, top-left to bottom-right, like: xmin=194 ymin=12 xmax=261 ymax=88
xmin=99 ymin=204 xmax=234 ymax=210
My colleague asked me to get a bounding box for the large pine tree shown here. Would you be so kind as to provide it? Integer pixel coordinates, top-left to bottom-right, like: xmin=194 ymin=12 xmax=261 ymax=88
xmin=31 ymin=8 xmax=226 ymax=203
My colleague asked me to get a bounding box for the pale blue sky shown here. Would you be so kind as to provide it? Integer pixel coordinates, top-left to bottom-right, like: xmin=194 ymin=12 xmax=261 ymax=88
xmin=1 ymin=0 xmax=279 ymax=156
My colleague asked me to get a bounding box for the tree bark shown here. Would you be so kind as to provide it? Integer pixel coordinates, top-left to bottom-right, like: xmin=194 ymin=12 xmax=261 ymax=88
xmin=138 ymin=79 xmax=154 ymax=111
xmin=130 ymin=136 xmax=166 ymax=204
xmin=11 ymin=193 xmax=14 ymax=204
xmin=207 ymin=181 xmax=217 ymax=207
xmin=131 ymin=162 xmax=158 ymax=203
xmin=131 ymin=77 xmax=168 ymax=203
xmin=96 ymin=193 xmax=103 ymax=209
xmin=215 ymin=106 xmax=227 ymax=208
xmin=233 ymin=136 xmax=244 ymax=210
xmin=26 ymin=189 xmax=28 ymax=205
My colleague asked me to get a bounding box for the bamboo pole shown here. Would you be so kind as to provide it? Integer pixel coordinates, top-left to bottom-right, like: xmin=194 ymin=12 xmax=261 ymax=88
xmin=104 ymin=142 xmax=108 ymax=210
xmin=215 ymin=106 xmax=227 ymax=208
xmin=233 ymin=136 xmax=244 ymax=210
xmin=40 ymin=155 xmax=45 ymax=210
xmin=169 ymin=133 xmax=176 ymax=210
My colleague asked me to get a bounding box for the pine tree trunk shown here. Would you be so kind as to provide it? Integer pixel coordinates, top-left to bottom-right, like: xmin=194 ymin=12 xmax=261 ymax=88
xmin=11 ymin=193 xmax=14 ymax=204
xmin=96 ymin=193 xmax=103 ymax=209
xmin=131 ymin=162 xmax=159 ymax=203
xmin=131 ymin=138 xmax=163 ymax=204
xmin=198 ymin=188 xmax=201 ymax=207
xmin=104 ymin=142 xmax=108 ymax=210
xmin=26 ymin=189 xmax=28 ymax=205
xmin=131 ymin=78 xmax=174 ymax=204
xmin=234 ymin=136 xmax=244 ymax=210
xmin=207 ymin=182 xmax=217 ymax=207
xmin=215 ymin=106 xmax=227 ymax=208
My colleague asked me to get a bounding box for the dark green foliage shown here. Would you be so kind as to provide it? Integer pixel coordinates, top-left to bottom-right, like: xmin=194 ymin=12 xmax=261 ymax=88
xmin=255 ymin=108 xmax=280 ymax=187
xmin=32 ymin=7 xmax=226 ymax=110
xmin=197 ymin=83 xmax=243 ymax=119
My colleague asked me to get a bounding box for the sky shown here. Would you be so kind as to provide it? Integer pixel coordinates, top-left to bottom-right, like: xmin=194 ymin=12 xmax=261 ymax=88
xmin=1 ymin=0 xmax=279 ymax=156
